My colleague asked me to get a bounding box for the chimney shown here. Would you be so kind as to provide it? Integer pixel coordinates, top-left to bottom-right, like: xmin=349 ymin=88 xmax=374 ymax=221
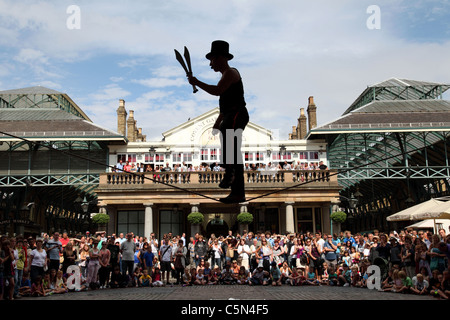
xmin=297 ymin=108 xmax=307 ymax=139
xmin=127 ymin=110 xmax=136 ymax=142
xmin=307 ymin=96 xmax=317 ymax=132
xmin=290 ymin=126 xmax=297 ymax=140
xmin=117 ymin=99 xmax=127 ymax=137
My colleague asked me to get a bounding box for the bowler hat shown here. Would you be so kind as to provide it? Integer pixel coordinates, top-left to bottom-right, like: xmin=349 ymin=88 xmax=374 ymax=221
xmin=206 ymin=40 xmax=233 ymax=60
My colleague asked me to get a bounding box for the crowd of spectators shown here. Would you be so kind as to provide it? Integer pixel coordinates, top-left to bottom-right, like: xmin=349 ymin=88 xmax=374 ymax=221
xmin=1 ymin=226 xmax=448 ymax=300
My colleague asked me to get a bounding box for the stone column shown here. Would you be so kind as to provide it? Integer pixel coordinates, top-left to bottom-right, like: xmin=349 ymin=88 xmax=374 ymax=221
xmin=190 ymin=203 xmax=201 ymax=237
xmin=190 ymin=203 xmax=200 ymax=213
xmin=239 ymin=202 xmax=249 ymax=213
xmin=143 ymin=203 xmax=154 ymax=239
xmin=285 ymin=201 xmax=295 ymax=234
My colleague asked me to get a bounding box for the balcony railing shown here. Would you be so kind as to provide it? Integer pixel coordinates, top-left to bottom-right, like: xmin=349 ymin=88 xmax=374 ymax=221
xmin=100 ymin=169 xmax=336 ymax=186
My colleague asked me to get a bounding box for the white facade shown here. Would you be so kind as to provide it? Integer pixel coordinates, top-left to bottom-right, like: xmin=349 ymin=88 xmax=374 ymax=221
xmin=108 ymin=107 xmax=328 ymax=170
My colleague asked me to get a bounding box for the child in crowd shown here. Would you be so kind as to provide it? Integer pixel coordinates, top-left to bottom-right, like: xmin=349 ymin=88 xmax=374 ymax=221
xmin=443 ymin=270 xmax=450 ymax=298
xmin=380 ymin=269 xmax=394 ymax=291
xmin=195 ymin=268 xmax=207 ymax=285
xmin=320 ymin=262 xmax=329 ymax=285
xmin=53 ymin=270 xmax=68 ymax=294
xmin=342 ymin=251 xmax=352 ymax=268
xmin=19 ymin=272 xmax=32 ymax=297
xmin=288 ymin=267 xmax=302 ymax=286
xmin=305 ymin=267 xmax=320 ymax=286
xmin=350 ymin=266 xmax=361 ymax=287
xmin=270 ymin=261 xmax=282 ymax=286
xmin=43 ymin=272 xmax=53 ymax=295
xmin=383 ymin=269 xmax=403 ymax=293
xmin=133 ymin=268 xmax=143 ymax=287
xmin=182 ymin=268 xmax=192 ymax=286
xmin=411 ymin=273 xmax=429 ymax=295
xmin=110 ymin=266 xmax=128 ymax=289
xmin=139 ymin=269 xmax=152 ymax=287
xmin=152 ymin=267 xmax=164 ymax=287
xmin=237 ymin=266 xmax=249 ymax=285
xmin=328 ymin=267 xmax=338 ymax=286
xmin=338 ymin=264 xmax=352 ymax=287
xmin=208 ymin=267 xmax=221 ymax=285
xmin=350 ymin=247 xmax=360 ymax=266
xmin=203 ymin=261 xmax=212 ymax=279
xmin=189 ymin=268 xmax=197 ymax=286
xmin=429 ymin=270 xmax=448 ymax=299
xmin=31 ymin=275 xmax=47 ymax=297
xmin=397 ymin=270 xmax=412 ymax=294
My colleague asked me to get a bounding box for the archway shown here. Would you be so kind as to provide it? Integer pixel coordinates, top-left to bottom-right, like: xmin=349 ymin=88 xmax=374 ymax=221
xmin=206 ymin=218 xmax=229 ymax=238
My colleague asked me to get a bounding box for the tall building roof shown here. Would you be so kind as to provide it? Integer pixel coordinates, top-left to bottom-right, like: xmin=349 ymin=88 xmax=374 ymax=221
xmin=343 ymin=78 xmax=450 ymax=115
xmin=0 ymin=86 xmax=91 ymax=121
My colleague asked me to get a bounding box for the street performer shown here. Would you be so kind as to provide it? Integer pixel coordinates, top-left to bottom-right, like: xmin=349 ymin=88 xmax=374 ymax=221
xmin=188 ymin=40 xmax=249 ymax=204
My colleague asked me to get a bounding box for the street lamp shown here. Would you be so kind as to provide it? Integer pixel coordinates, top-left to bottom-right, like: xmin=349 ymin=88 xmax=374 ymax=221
xmin=340 ymin=194 xmax=359 ymax=209
xmin=81 ymin=196 xmax=89 ymax=214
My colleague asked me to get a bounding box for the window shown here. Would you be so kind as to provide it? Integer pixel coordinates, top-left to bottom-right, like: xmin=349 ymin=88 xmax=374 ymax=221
xmin=298 ymin=152 xmax=308 ymax=160
xmin=159 ymin=210 xmax=183 ymax=237
xmin=145 ymin=153 xmax=165 ymax=163
xmin=118 ymin=154 xmax=137 ymax=163
xmin=296 ymin=208 xmax=313 ymax=234
xmin=255 ymin=152 xmax=264 ymax=161
xmin=117 ymin=210 xmax=145 ymax=236
xmin=201 ymin=149 xmax=209 ymax=161
xmin=272 ymin=152 xmax=291 ymax=161
xmin=210 ymin=149 xmax=218 ymax=161
xmin=173 ymin=153 xmax=182 ymax=162
xmin=309 ymin=152 xmax=319 ymax=160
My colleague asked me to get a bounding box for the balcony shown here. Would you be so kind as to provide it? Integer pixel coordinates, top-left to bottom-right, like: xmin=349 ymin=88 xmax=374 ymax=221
xmin=96 ymin=169 xmax=339 ymax=204
xmin=100 ymin=169 xmax=337 ymax=187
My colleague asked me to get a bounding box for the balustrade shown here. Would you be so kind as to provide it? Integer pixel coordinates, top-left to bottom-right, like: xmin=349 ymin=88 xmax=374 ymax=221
xmin=102 ymin=170 xmax=335 ymax=186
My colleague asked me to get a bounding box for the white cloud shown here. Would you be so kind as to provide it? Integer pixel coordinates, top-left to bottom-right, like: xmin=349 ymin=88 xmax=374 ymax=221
xmin=1 ymin=0 xmax=449 ymax=140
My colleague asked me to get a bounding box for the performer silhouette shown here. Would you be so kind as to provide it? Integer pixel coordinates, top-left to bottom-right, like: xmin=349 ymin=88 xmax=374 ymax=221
xmin=188 ymin=40 xmax=249 ymax=204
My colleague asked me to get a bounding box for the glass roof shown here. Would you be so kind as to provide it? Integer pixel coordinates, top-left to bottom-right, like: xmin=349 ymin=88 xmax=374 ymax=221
xmin=0 ymin=86 xmax=91 ymax=121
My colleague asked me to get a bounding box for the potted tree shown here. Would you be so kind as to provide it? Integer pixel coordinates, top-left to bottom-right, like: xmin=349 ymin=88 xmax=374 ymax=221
xmin=91 ymin=213 xmax=110 ymax=232
xmin=236 ymin=212 xmax=253 ymax=234
xmin=330 ymin=211 xmax=346 ymax=235
xmin=187 ymin=212 xmax=204 ymax=236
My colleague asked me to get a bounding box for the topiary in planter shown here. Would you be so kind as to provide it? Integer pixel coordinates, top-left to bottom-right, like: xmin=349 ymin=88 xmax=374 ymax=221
xmin=330 ymin=211 xmax=347 ymax=223
xmin=92 ymin=213 xmax=110 ymax=225
xmin=237 ymin=212 xmax=253 ymax=225
xmin=187 ymin=212 xmax=204 ymax=225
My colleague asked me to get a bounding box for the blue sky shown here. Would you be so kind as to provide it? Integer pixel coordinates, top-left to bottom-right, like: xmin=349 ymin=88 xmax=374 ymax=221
xmin=0 ymin=0 xmax=449 ymax=140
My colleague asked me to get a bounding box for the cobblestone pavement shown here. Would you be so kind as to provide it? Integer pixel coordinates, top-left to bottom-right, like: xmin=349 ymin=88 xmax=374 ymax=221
xmin=19 ymin=283 xmax=436 ymax=301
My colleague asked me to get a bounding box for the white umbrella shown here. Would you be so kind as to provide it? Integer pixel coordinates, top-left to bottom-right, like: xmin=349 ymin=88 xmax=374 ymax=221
xmin=412 ymin=201 xmax=450 ymax=233
xmin=413 ymin=200 xmax=450 ymax=220
xmin=386 ymin=198 xmax=444 ymax=222
xmin=406 ymin=219 xmax=450 ymax=230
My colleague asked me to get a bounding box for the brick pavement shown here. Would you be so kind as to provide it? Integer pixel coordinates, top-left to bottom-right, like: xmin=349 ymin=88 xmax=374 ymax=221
xmin=19 ymin=283 xmax=436 ymax=301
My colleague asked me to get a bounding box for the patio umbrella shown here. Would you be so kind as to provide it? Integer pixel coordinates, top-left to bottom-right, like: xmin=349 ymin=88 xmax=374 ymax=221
xmin=406 ymin=219 xmax=450 ymax=230
xmin=411 ymin=200 xmax=450 ymax=233
xmin=413 ymin=200 xmax=450 ymax=220
xmin=386 ymin=198 xmax=444 ymax=222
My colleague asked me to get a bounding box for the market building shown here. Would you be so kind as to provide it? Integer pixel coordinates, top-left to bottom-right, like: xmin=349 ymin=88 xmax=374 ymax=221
xmin=95 ymin=97 xmax=340 ymax=238
xmin=0 ymin=86 xmax=126 ymax=237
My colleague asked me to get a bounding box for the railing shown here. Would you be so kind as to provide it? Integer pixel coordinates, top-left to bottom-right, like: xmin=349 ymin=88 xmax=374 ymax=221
xmin=337 ymin=166 xmax=450 ymax=180
xmin=101 ymin=170 xmax=335 ymax=186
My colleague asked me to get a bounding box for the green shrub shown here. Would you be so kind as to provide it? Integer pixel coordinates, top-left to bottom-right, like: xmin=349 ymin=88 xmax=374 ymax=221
xmin=330 ymin=211 xmax=347 ymax=223
xmin=237 ymin=212 xmax=253 ymax=224
xmin=92 ymin=213 xmax=110 ymax=224
xmin=187 ymin=212 xmax=204 ymax=224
